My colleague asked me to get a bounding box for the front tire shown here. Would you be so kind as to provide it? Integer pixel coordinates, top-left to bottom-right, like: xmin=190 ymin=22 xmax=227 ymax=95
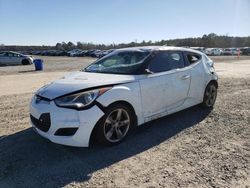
xmin=94 ymin=104 xmax=134 ymax=146
xmin=202 ymin=82 xmax=218 ymax=108
xmin=22 ymin=59 xmax=30 ymax=65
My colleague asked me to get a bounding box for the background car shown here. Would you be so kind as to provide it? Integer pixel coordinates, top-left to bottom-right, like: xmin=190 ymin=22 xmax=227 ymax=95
xmin=98 ymin=49 xmax=114 ymax=58
xmin=0 ymin=51 xmax=33 ymax=66
xmin=223 ymin=48 xmax=239 ymax=55
xmin=204 ymin=48 xmax=223 ymax=56
xmin=240 ymin=47 xmax=250 ymax=55
xmin=67 ymin=49 xmax=83 ymax=57
xmin=190 ymin=47 xmax=205 ymax=53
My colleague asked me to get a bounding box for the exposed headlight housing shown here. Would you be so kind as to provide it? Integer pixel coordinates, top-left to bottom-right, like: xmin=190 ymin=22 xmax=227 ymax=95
xmin=54 ymin=87 xmax=111 ymax=109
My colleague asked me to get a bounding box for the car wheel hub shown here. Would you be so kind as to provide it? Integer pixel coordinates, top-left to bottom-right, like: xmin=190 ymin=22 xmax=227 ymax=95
xmin=205 ymin=85 xmax=217 ymax=107
xmin=104 ymin=108 xmax=130 ymax=143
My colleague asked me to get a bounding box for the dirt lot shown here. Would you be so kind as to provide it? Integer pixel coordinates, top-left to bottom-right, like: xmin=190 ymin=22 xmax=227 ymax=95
xmin=0 ymin=56 xmax=249 ymax=187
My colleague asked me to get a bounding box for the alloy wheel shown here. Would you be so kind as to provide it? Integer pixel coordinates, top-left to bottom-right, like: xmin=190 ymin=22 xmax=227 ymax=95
xmin=205 ymin=85 xmax=217 ymax=107
xmin=103 ymin=108 xmax=130 ymax=143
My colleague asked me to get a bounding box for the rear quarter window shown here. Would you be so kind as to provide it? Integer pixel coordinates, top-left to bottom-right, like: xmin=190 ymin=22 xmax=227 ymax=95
xmin=185 ymin=52 xmax=202 ymax=65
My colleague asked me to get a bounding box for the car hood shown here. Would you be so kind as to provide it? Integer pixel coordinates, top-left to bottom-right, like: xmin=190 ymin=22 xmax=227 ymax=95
xmin=36 ymin=71 xmax=136 ymax=100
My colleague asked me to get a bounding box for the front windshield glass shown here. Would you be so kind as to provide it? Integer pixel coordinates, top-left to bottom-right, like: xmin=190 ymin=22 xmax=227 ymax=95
xmin=84 ymin=50 xmax=151 ymax=74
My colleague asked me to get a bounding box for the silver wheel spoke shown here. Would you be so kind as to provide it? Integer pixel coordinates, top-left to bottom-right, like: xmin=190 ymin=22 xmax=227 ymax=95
xmin=106 ymin=117 xmax=115 ymax=124
xmin=104 ymin=108 xmax=130 ymax=143
xmin=116 ymin=109 xmax=122 ymax=121
xmin=208 ymin=99 xmax=211 ymax=105
xmin=206 ymin=91 xmax=210 ymax=97
xmin=115 ymin=128 xmax=123 ymax=139
xmin=106 ymin=127 xmax=114 ymax=139
xmin=205 ymin=85 xmax=217 ymax=107
xmin=119 ymin=119 xmax=129 ymax=127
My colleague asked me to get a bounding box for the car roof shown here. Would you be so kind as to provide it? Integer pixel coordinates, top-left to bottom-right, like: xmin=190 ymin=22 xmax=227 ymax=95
xmin=115 ymin=46 xmax=204 ymax=55
xmin=0 ymin=51 xmax=20 ymax=54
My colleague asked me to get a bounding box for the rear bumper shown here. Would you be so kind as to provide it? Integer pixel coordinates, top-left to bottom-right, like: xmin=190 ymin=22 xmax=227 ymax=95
xmin=30 ymin=96 xmax=104 ymax=147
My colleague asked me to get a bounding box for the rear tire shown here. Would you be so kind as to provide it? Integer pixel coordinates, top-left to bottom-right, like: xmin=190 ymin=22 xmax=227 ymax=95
xmin=94 ymin=103 xmax=135 ymax=146
xmin=202 ymin=82 xmax=218 ymax=108
xmin=22 ymin=59 xmax=30 ymax=65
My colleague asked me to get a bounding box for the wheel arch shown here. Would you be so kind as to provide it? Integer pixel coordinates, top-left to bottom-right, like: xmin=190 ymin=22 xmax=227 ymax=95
xmin=22 ymin=58 xmax=30 ymax=65
xmin=89 ymin=100 xmax=138 ymax=146
xmin=105 ymin=100 xmax=137 ymax=124
xmin=203 ymin=79 xmax=218 ymax=100
xmin=207 ymin=79 xmax=218 ymax=88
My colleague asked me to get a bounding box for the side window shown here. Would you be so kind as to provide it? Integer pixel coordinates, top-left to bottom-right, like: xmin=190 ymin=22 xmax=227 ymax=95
xmin=0 ymin=52 xmax=7 ymax=57
xmin=7 ymin=52 xmax=14 ymax=57
xmin=186 ymin=53 xmax=201 ymax=65
xmin=13 ymin=53 xmax=20 ymax=57
xmin=148 ymin=51 xmax=184 ymax=73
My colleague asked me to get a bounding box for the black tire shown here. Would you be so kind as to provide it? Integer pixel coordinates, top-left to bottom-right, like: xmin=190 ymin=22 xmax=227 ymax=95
xmin=94 ymin=103 xmax=135 ymax=146
xmin=202 ymin=82 xmax=218 ymax=108
xmin=22 ymin=59 xmax=30 ymax=65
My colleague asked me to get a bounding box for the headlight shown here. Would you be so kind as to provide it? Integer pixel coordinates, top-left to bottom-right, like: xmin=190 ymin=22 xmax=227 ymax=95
xmin=54 ymin=88 xmax=111 ymax=109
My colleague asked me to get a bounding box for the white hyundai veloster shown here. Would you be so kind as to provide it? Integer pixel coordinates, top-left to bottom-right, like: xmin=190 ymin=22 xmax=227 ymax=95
xmin=30 ymin=46 xmax=218 ymax=147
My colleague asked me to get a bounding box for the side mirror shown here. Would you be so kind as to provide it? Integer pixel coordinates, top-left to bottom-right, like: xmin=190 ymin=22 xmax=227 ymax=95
xmin=144 ymin=69 xmax=153 ymax=74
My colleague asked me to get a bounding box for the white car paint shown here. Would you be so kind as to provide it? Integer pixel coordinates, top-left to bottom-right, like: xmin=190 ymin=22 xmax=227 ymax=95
xmin=0 ymin=51 xmax=33 ymax=65
xmin=36 ymin=71 xmax=137 ymax=100
xmin=30 ymin=46 xmax=218 ymax=147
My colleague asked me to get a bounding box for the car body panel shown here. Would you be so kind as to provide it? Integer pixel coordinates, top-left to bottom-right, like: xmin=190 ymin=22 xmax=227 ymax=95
xmin=36 ymin=71 xmax=137 ymax=100
xmin=30 ymin=96 xmax=104 ymax=147
xmin=97 ymin=82 xmax=144 ymax=125
xmin=139 ymin=70 xmax=174 ymax=118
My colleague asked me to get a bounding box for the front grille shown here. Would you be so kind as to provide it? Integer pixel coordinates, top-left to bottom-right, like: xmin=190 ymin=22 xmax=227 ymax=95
xmin=30 ymin=113 xmax=51 ymax=132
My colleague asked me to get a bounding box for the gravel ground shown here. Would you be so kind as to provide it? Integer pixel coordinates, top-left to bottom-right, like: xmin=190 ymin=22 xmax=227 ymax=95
xmin=0 ymin=57 xmax=249 ymax=187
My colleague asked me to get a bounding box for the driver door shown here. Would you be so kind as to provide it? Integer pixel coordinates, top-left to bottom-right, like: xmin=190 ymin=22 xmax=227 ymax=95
xmin=7 ymin=52 xmax=20 ymax=65
xmin=139 ymin=51 xmax=191 ymax=121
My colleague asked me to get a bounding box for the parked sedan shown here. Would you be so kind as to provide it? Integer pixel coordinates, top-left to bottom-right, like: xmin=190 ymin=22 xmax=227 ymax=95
xmin=0 ymin=51 xmax=33 ymax=65
xmin=30 ymin=46 xmax=218 ymax=147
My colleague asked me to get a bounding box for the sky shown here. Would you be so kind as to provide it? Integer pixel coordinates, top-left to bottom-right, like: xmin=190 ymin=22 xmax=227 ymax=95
xmin=0 ymin=0 xmax=249 ymax=45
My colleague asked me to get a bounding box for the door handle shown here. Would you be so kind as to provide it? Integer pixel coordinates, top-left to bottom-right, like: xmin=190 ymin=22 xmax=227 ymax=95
xmin=181 ymin=75 xmax=190 ymax=80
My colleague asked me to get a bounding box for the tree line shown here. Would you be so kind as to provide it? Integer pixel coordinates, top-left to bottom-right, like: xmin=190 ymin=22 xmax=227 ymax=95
xmin=1 ymin=33 xmax=250 ymax=51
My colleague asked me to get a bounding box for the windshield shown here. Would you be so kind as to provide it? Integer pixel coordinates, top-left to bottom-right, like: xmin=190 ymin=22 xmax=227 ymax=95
xmin=84 ymin=50 xmax=151 ymax=74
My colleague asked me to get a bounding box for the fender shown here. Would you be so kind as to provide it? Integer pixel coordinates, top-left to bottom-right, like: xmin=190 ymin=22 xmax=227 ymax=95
xmin=96 ymin=82 xmax=144 ymax=125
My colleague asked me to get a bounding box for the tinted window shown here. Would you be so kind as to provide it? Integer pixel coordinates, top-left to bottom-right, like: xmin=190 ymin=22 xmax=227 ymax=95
xmin=148 ymin=51 xmax=184 ymax=73
xmin=7 ymin=52 xmax=14 ymax=57
xmin=0 ymin=52 xmax=7 ymax=57
xmin=12 ymin=53 xmax=20 ymax=57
